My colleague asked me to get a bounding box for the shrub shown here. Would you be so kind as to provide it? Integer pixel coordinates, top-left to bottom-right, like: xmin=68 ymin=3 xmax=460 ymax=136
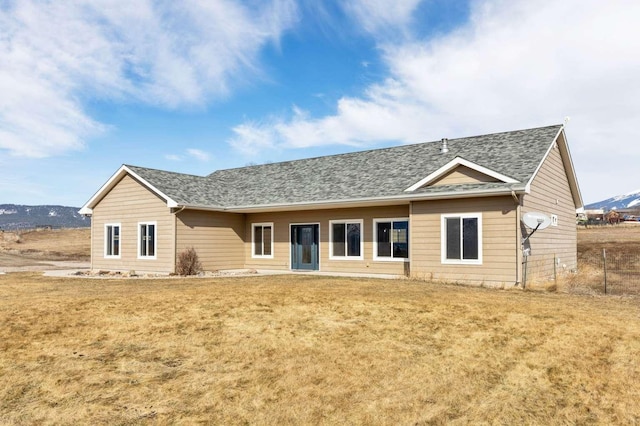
xmin=176 ymin=247 xmax=203 ymax=276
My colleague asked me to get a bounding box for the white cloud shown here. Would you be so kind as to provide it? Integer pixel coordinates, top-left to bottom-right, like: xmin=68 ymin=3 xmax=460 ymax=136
xmin=166 ymin=149 xmax=211 ymax=162
xmin=0 ymin=0 xmax=297 ymax=158
xmin=342 ymin=0 xmax=421 ymax=36
xmin=230 ymin=120 xmax=279 ymax=155
xmin=229 ymin=0 xmax=640 ymax=202
xmin=186 ymin=149 xmax=210 ymax=162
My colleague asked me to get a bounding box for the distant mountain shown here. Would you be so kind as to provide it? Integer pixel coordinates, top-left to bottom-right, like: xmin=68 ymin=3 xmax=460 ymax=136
xmin=0 ymin=204 xmax=90 ymax=230
xmin=585 ymin=190 xmax=640 ymax=211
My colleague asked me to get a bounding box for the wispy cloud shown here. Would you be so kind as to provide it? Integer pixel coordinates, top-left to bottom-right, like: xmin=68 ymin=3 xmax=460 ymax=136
xmin=165 ymin=149 xmax=212 ymax=162
xmin=342 ymin=0 xmax=422 ymax=37
xmin=186 ymin=149 xmax=211 ymax=162
xmin=0 ymin=0 xmax=297 ymax=158
xmin=229 ymin=0 xmax=640 ymax=201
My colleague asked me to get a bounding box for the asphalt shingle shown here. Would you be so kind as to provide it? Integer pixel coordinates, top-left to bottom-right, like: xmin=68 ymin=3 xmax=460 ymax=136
xmin=126 ymin=125 xmax=562 ymax=209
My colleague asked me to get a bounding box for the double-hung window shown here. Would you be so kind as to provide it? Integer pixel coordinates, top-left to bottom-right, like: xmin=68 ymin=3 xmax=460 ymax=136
xmin=330 ymin=220 xmax=363 ymax=259
xmin=252 ymin=223 xmax=273 ymax=258
xmin=105 ymin=223 xmax=120 ymax=258
xmin=374 ymin=218 xmax=409 ymax=261
xmin=441 ymin=213 xmax=482 ymax=264
xmin=139 ymin=222 xmax=156 ymax=259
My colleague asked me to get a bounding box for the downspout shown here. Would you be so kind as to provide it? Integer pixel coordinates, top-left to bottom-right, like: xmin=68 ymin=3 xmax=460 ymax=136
xmin=512 ymin=190 xmax=522 ymax=287
xmin=408 ymin=201 xmax=413 ymax=278
xmin=172 ymin=206 xmax=186 ymax=215
xmin=171 ymin=206 xmax=186 ymax=273
xmin=89 ymin=215 xmax=94 ymax=271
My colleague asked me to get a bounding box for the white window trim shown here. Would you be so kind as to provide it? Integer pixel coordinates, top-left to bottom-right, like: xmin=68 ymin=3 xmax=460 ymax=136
xmin=252 ymin=222 xmax=274 ymax=259
xmin=373 ymin=217 xmax=410 ymax=262
xmin=138 ymin=221 xmax=157 ymax=260
xmin=329 ymin=219 xmax=364 ymax=260
xmin=104 ymin=223 xmax=121 ymax=259
xmin=405 ymin=157 xmax=518 ymax=192
xmin=441 ymin=213 xmax=482 ymax=265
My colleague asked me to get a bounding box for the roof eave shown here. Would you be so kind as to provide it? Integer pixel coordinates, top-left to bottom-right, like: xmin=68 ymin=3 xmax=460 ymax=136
xmin=173 ymin=204 xmax=228 ymax=213
xmin=204 ymin=186 xmax=527 ymax=213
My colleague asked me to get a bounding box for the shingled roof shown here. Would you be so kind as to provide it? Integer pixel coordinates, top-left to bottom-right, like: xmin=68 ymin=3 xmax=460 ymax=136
xmin=82 ymin=124 xmax=575 ymax=214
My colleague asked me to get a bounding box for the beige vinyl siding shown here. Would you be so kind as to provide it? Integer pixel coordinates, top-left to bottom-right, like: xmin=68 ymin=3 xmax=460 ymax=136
xmin=430 ymin=166 xmax=500 ymax=186
xmin=91 ymin=174 xmax=175 ymax=273
xmin=244 ymin=205 xmax=410 ymax=275
xmin=521 ymin=136 xmax=577 ymax=282
xmin=410 ymin=196 xmax=519 ymax=286
xmin=175 ymin=210 xmax=245 ymax=271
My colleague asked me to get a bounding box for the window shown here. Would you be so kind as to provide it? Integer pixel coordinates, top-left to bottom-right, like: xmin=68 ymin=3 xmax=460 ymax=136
xmin=138 ymin=222 xmax=156 ymax=259
xmin=329 ymin=220 xmax=363 ymax=259
xmin=374 ymin=218 xmax=409 ymax=261
xmin=441 ymin=214 xmax=482 ymax=264
xmin=252 ymin=223 xmax=273 ymax=258
xmin=105 ymin=224 xmax=120 ymax=258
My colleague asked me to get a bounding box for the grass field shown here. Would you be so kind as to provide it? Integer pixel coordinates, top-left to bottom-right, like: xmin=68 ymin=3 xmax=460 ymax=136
xmin=1 ymin=226 xmax=640 ymax=424
xmin=0 ymin=228 xmax=90 ymax=268
xmin=1 ymin=272 xmax=640 ymax=424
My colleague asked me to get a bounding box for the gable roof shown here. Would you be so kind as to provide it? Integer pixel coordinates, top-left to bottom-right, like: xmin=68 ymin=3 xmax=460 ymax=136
xmin=80 ymin=124 xmax=582 ymax=214
xmin=404 ymin=157 xmax=519 ymax=192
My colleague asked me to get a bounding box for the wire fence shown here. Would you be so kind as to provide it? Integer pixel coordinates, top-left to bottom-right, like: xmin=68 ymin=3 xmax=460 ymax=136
xmin=576 ymin=248 xmax=640 ymax=296
xmin=522 ymin=248 xmax=640 ymax=296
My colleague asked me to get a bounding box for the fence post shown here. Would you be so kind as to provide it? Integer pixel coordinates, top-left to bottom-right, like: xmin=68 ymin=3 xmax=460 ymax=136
xmin=554 ymin=254 xmax=557 ymax=282
xmin=603 ymin=248 xmax=607 ymax=295
xmin=523 ymin=255 xmax=528 ymax=290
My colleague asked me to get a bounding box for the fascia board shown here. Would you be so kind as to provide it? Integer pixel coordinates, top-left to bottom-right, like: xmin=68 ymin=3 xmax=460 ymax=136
xmin=557 ymin=129 xmax=584 ymax=209
xmin=78 ymin=165 xmax=179 ymax=215
xmin=220 ymin=186 xmax=527 ymax=213
xmin=524 ymin=126 xmax=583 ymax=208
xmin=404 ymin=157 xmax=519 ymax=192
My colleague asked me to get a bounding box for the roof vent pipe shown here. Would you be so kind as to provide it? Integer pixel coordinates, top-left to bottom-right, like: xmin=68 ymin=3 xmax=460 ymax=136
xmin=440 ymin=138 xmax=449 ymax=154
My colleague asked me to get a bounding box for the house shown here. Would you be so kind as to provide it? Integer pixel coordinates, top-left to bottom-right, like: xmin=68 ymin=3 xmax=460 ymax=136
xmin=79 ymin=124 xmax=582 ymax=286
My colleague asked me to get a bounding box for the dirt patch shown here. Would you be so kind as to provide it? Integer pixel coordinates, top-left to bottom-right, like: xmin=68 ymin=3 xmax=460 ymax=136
xmin=0 ymin=228 xmax=90 ymax=272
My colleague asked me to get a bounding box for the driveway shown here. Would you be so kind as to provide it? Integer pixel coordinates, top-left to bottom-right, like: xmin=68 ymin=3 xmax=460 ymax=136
xmin=0 ymin=252 xmax=89 ymax=273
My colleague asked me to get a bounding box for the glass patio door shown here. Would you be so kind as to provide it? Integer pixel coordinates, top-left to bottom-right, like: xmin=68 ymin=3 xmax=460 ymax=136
xmin=291 ymin=224 xmax=319 ymax=270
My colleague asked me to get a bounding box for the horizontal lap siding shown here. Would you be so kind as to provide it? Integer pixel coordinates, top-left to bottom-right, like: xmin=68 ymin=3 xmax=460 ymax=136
xmin=411 ymin=196 xmax=518 ymax=285
xmin=431 ymin=166 xmax=500 ymax=186
xmin=522 ymin=136 xmax=577 ymax=282
xmin=176 ymin=210 xmax=245 ymax=270
xmin=91 ymin=175 xmax=175 ymax=273
xmin=244 ymin=205 xmax=410 ymax=275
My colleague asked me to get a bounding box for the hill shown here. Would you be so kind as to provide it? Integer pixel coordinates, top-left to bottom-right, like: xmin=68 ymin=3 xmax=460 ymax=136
xmin=0 ymin=204 xmax=89 ymax=230
xmin=585 ymin=189 xmax=640 ymax=211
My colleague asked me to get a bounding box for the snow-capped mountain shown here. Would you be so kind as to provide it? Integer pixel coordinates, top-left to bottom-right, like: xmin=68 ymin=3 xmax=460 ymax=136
xmin=0 ymin=204 xmax=89 ymax=230
xmin=585 ymin=190 xmax=640 ymax=211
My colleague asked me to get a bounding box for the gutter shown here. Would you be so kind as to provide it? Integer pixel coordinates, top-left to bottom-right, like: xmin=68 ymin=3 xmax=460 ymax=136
xmin=176 ymin=186 xmax=528 ymax=214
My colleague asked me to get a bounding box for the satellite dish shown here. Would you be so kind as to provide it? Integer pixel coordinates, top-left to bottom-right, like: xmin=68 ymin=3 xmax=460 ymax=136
xmin=522 ymin=212 xmax=551 ymax=230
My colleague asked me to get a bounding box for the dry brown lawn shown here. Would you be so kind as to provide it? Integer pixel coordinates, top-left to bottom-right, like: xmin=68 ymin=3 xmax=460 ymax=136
xmin=1 ymin=272 xmax=640 ymax=424
xmin=574 ymin=224 xmax=640 ymax=295
xmin=578 ymin=224 xmax=640 ymax=260
xmin=0 ymin=228 xmax=90 ymax=264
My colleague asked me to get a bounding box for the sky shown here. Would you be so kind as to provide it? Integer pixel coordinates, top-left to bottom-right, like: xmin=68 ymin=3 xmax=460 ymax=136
xmin=1 ymin=0 xmax=639 ymax=207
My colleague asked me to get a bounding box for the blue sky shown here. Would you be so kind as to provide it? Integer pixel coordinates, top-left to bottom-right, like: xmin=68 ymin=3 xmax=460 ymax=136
xmin=1 ymin=0 xmax=639 ymax=207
